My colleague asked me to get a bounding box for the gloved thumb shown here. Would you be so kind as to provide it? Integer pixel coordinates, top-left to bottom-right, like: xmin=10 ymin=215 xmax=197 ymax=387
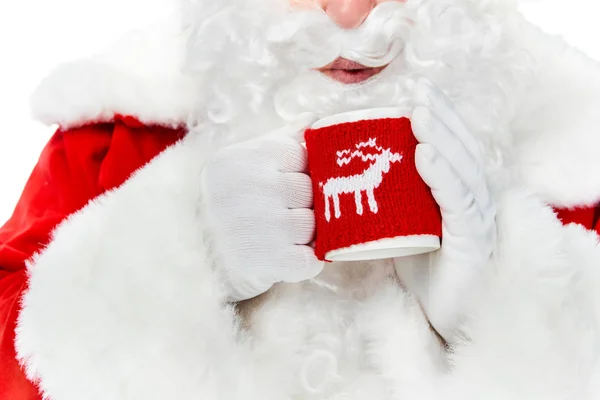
xmin=266 ymin=112 xmax=318 ymax=143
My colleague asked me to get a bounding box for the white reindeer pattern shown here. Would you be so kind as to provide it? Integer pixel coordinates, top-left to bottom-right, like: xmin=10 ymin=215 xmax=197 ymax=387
xmin=320 ymin=138 xmax=402 ymax=222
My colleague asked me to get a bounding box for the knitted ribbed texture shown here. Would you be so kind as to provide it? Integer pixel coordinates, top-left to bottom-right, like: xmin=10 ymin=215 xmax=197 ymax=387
xmin=305 ymin=117 xmax=442 ymax=261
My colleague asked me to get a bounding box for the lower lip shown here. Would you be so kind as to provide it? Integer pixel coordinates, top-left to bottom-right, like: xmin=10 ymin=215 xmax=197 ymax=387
xmin=320 ymin=66 xmax=387 ymax=84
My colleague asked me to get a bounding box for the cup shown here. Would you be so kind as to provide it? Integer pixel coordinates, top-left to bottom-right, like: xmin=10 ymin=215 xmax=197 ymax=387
xmin=304 ymin=107 xmax=442 ymax=262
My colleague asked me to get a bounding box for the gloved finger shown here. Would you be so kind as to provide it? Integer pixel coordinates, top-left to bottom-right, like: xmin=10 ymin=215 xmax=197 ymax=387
xmin=277 ymin=245 xmax=324 ymax=283
xmin=286 ymin=112 xmax=319 ymax=143
xmin=412 ymin=107 xmax=478 ymax=189
xmin=413 ymin=77 xmax=483 ymax=165
xmin=277 ymin=172 xmax=314 ymax=209
xmin=279 ymin=208 xmax=316 ymax=245
xmin=202 ymin=169 xmax=282 ymax=209
xmin=219 ymin=206 xmax=314 ymax=244
xmin=412 ymin=108 xmax=492 ymax=211
xmin=262 ymin=137 xmax=309 ymax=173
xmin=415 ymin=143 xmax=483 ymax=235
xmin=264 ymin=112 xmax=318 ymax=143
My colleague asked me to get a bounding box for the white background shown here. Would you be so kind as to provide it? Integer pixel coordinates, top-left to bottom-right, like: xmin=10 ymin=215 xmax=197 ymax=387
xmin=0 ymin=0 xmax=598 ymax=223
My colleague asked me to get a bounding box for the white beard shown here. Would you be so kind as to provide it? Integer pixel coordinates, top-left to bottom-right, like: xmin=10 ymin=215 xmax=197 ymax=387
xmin=234 ymin=258 xmax=445 ymax=400
xmin=180 ymin=1 xmax=534 ymax=397
xmin=183 ymin=0 xmax=532 ymax=158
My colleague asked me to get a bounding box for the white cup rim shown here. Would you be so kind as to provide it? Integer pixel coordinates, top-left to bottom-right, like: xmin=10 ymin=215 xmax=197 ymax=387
xmin=325 ymin=235 xmax=440 ymax=262
xmin=311 ymin=107 xmax=412 ymax=130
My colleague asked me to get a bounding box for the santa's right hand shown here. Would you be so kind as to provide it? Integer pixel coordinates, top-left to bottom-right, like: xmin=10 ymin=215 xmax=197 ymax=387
xmin=201 ymin=126 xmax=323 ymax=302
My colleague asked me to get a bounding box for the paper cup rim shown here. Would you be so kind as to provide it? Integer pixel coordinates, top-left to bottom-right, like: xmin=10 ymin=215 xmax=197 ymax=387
xmin=325 ymin=234 xmax=440 ymax=262
xmin=311 ymin=107 xmax=412 ymax=130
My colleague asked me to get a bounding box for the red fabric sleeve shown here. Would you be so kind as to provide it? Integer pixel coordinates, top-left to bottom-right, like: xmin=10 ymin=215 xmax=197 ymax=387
xmin=594 ymin=207 xmax=600 ymax=236
xmin=554 ymin=206 xmax=596 ymax=232
xmin=554 ymin=205 xmax=600 ymax=236
xmin=0 ymin=117 xmax=184 ymax=399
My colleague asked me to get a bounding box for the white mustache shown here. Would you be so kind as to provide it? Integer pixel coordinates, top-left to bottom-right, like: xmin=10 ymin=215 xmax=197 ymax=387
xmin=265 ymin=2 xmax=411 ymax=69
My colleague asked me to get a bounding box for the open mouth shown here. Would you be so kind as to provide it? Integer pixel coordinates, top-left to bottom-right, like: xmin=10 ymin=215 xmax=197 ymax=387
xmin=318 ymin=58 xmax=388 ymax=84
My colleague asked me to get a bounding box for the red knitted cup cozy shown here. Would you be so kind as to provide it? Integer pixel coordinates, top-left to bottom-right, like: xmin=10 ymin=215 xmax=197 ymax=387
xmin=304 ymin=115 xmax=442 ymax=261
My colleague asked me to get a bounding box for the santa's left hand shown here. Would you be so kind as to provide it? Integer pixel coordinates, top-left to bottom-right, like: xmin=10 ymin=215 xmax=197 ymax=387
xmin=394 ymin=78 xmax=497 ymax=341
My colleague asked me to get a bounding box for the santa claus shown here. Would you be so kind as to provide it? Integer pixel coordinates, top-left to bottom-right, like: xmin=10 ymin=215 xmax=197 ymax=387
xmin=1 ymin=0 xmax=600 ymax=398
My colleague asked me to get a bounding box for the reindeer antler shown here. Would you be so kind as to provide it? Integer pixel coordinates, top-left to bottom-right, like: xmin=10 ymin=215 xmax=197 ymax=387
xmin=337 ymin=138 xmax=379 ymax=159
xmin=336 ymin=138 xmax=387 ymax=166
xmin=355 ymin=137 xmax=384 ymax=153
xmin=355 ymin=138 xmax=377 ymax=150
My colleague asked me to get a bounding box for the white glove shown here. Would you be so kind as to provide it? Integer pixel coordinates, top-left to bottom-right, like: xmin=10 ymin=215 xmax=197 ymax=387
xmin=201 ymin=117 xmax=324 ymax=302
xmin=394 ymin=78 xmax=497 ymax=341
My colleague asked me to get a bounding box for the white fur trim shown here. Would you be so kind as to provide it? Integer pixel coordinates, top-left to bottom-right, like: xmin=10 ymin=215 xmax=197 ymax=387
xmin=14 ymin=129 xmax=600 ymax=399
xmin=439 ymin=189 xmax=600 ymax=399
xmin=512 ymin=24 xmax=600 ymax=207
xmin=17 ymin=9 xmax=600 ymax=397
xmin=30 ymin=21 xmax=200 ymax=129
xmin=15 ymin=134 xmax=272 ymax=400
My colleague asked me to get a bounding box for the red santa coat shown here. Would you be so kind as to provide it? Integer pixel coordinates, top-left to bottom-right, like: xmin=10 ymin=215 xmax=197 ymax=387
xmin=2 ymin=5 xmax=600 ymax=400
xmin=0 ymin=117 xmax=184 ymax=398
xmin=2 ymin=125 xmax=599 ymax=400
